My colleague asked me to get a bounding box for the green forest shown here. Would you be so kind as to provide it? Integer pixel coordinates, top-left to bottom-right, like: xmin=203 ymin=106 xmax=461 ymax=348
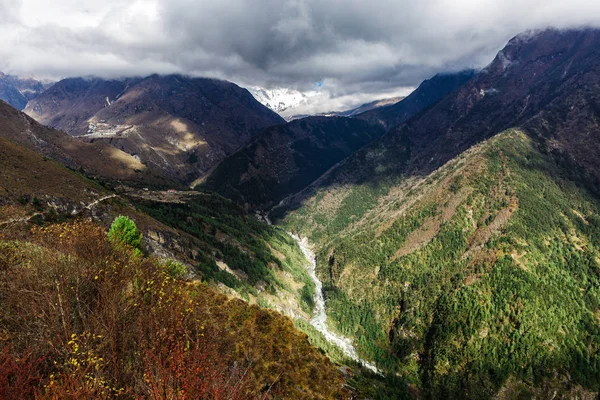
xmin=283 ymin=130 xmax=600 ymax=398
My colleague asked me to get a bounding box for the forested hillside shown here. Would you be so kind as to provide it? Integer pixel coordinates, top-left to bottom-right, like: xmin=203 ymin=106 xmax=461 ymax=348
xmin=283 ymin=130 xmax=600 ymax=398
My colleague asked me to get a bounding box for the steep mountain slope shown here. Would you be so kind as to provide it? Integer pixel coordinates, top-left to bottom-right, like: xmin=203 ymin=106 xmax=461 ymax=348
xmin=0 ymin=100 xmax=169 ymax=185
xmin=0 ymin=221 xmax=349 ymax=399
xmin=357 ymin=70 xmax=476 ymax=129
xmin=0 ymin=127 xmax=319 ymax=331
xmin=283 ymin=130 xmax=600 ymax=398
xmin=277 ymin=28 xmax=600 ymax=398
xmin=0 ymin=72 xmax=50 ymax=110
xmin=279 ymin=28 xmax=600 ymax=217
xmin=25 ymin=74 xmax=284 ymax=183
xmin=385 ymin=28 xmax=600 ymax=182
xmin=0 ymin=128 xmax=355 ymax=399
xmin=201 ymin=116 xmax=385 ymax=211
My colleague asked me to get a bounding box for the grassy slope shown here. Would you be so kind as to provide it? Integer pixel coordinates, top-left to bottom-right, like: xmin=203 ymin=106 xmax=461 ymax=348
xmin=0 ymin=220 xmax=348 ymax=399
xmin=282 ymin=130 xmax=600 ymax=398
xmin=0 ymin=134 xmax=315 ymax=321
xmin=0 ymin=137 xmax=355 ymax=398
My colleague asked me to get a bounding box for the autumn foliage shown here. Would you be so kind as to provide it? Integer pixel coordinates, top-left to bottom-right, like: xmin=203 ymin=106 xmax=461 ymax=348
xmin=0 ymin=220 xmax=347 ymax=399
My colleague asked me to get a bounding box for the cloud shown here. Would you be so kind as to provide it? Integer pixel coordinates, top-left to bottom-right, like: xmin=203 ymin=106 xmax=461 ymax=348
xmin=1 ymin=0 xmax=600 ymax=112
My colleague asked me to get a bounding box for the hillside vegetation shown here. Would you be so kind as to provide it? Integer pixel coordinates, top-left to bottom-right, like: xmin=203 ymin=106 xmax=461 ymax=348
xmin=283 ymin=130 xmax=600 ymax=398
xmin=0 ymin=133 xmax=317 ymax=324
xmin=0 ymin=136 xmax=393 ymax=398
xmin=133 ymin=192 xmax=317 ymax=319
xmin=0 ymin=219 xmax=348 ymax=399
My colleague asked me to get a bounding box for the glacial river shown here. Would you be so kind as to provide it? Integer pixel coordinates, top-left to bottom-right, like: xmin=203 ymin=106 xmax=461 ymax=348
xmin=290 ymin=233 xmax=380 ymax=374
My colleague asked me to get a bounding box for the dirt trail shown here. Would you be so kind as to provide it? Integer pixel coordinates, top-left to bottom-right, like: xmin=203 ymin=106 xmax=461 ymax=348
xmin=0 ymin=194 xmax=117 ymax=227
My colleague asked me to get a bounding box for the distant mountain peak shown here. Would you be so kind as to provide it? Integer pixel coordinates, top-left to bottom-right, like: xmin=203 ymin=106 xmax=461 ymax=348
xmin=247 ymin=86 xmax=319 ymax=115
xmin=0 ymin=72 xmax=53 ymax=110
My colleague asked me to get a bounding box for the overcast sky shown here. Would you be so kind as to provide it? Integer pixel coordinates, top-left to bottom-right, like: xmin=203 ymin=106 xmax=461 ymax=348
xmin=1 ymin=0 xmax=600 ymax=113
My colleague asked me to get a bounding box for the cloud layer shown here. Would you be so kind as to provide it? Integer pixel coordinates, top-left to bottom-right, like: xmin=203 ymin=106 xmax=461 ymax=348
xmin=2 ymin=0 xmax=600 ymax=112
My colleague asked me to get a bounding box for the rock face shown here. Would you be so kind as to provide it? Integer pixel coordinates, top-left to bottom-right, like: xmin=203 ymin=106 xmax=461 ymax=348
xmin=201 ymin=116 xmax=385 ymax=210
xmin=25 ymin=74 xmax=285 ymax=183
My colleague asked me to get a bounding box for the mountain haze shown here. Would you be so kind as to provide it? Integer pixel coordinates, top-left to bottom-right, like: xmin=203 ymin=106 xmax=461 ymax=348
xmin=0 ymin=72 xmax=51 ymax=110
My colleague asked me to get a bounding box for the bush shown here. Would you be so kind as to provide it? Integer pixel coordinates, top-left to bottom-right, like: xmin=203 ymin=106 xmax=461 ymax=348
xmin=163 ymin=259 xmax=188 ymax=279
xmin=0 ymin=220 xmax=348 ymax=399
xmin=108 ymin=216 xmax=142 ymax=250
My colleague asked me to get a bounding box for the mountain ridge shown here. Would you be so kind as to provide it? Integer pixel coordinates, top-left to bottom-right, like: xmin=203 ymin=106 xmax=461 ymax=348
xmin=25 ymin=74 xmax=285 ymax=183
xmin=276 ymin=27 xmax=600 ymax=398
xmin=0 ymin=72 xmax=52 ymax=110
xmin=200 ymin=116 xmax=386 ymax=210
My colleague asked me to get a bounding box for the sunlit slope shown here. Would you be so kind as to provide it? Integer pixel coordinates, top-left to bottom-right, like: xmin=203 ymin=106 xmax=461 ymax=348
xmin=283 ymin=130 xmax=600 ymax=398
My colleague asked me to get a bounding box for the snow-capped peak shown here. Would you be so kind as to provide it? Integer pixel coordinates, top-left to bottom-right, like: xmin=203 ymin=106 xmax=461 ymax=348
xmin=248 ymin=86 xmax=319 ymax=115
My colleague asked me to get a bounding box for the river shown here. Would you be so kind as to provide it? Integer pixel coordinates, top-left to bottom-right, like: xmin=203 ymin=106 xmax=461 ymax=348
xmin=290 ymin=233 xmax=380 ymax=374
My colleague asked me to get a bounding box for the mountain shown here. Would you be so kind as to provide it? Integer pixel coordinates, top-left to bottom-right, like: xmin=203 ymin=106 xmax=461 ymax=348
xmin=0 ymin=100 xmax=170 ymax=184
xmin=0 ymin=107 xmax=358 ymax=398
xmin=0 ymin=72 xmax=52 ymax=110
xmin=336 ymin=96 xmax=406 ymax=117
xmin=0 ymin=97 xmax=322 ymax=320
xmin=276 ymin=28 xmax=600 ymax=398
xmin=281 ymin=28 xmax=600 ymax=202
xmin=283 ymin=130 xmax=600 ymax=398
xmin=357 ymin=70 xmax=476 ymax=129
xmin=25 ymin=74 xmax=285 ymax=183
xmin=285 ymin=96 xmax=407 ymax=121
xmin=200 ymin=116 xmax=385 ymax=211
xmin=203 ymin=70 xmax=480 ymax=213
xmin=386 ymin=28 xmax=600 ymax=182
xmin=0 ymin=141 xmax=349 ymax=399
xmin=248 ymin=86 xmax=319 ymax=116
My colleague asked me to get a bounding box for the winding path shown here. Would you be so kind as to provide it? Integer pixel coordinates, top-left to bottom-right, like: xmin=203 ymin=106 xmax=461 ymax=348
xmin=290 ymin=233 xmax=380 ymax=374
xmin=0 ymin=194 xmax=117 ymax=227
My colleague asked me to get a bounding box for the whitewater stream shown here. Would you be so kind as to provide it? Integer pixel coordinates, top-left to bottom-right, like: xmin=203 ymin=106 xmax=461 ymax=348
xmin=290 ymin=233 xmax=380 ymax=374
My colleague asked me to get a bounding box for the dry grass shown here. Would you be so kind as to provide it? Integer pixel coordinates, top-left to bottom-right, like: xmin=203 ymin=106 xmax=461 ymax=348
xmin=0 ymin=220 xmax=349 ymax=399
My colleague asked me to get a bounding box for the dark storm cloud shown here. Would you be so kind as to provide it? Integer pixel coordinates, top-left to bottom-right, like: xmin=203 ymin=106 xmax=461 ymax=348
xmin=157 ymin=0 xmax=600 ymax=90
xmin=2 ymin=0 xmax=600 ymax=112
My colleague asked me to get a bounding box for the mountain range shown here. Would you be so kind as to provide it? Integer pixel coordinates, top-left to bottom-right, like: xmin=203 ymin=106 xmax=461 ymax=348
xmin=202 ymin=70 xmax=474 ymax=212
xmin=274 ymin=27 xmax=600 ymax=398
xmin=1 ymin=26 xmax=600 ymax=399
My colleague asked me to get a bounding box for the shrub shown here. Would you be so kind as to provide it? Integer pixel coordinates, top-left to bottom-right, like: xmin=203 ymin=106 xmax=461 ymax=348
xmin=108 ymin=216 xmax=142 ymax=250
xmin=163 ymin=259 xmax=188 ymax=279
xmin=0 ymin=220 xmax=348 ymax=399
